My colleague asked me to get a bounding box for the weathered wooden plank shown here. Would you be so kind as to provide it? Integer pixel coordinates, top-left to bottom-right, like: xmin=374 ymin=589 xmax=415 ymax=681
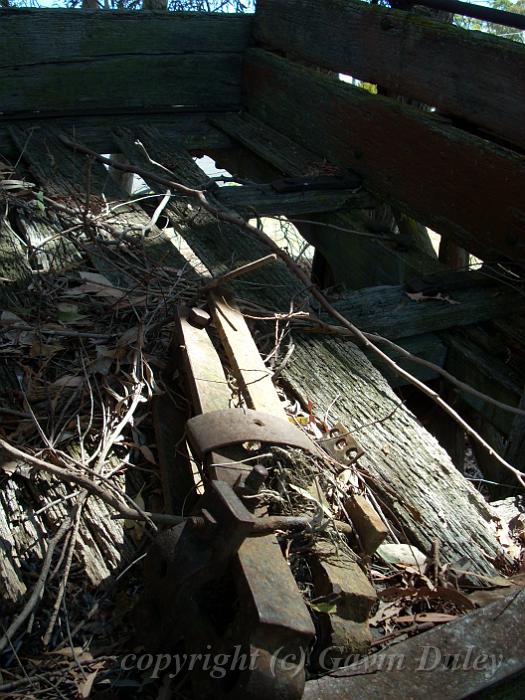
xmin=363 ymin=332 xmax=448 ymax=387
xmin=211 ymin=294 xmax=287 ymax=418
xmin=442 ymin=330 xmax=522 ymax=437
xmin=2 ymin=55 xmax=242 ymax=116
xmin=304 ymin=589 xmax=525 ymax=700
xmin=327 ymin=278 xmax=525 ymax=340
xmin=212 ymin=113 xmax=324 ymax=177
xmin=212 ymin=113 xmax=439 ymax=288
xmin=175 ymin=308 xmax=232 ymax=416
xmin=254 ymin=0 xmax=525 ymax=151
xmin=213 ymin=181 xmax=373 ymax=217
xmin=0 ymin=9 xmax=251 ymax=59
xmin=120 ymin=130 xmax=508 ymax=577
xmin=244 ymin=49 xmax=525 ymax=263
xmin=0 ymin=114 xmax=233 ymax=162
xmin=0 ymin=9 xmax=250 ymax=115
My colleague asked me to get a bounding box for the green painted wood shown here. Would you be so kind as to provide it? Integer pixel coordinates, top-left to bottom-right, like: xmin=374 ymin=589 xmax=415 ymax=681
xmin=0 ymin=9 xmax=251 ymax=115
xmin=254 ymin=0 xmax=525 ymax=151
xmin=244 ymin=49 xmax=525 ymax=263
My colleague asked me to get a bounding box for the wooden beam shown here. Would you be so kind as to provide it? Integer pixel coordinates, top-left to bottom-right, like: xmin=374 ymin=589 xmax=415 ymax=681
xmin=324 ymin=276 xmax=525 ymax=340
xmin=174 ymin=308 xmax=232 ymax=416
xmin=211 ymin=294 xmax=287 ymax=419
xmin=304 ymin=590 xmax=525 ymax=700
xmin=254 ymin=0 xmax=525 ymax=151
xmin=244 ymin=49 xmax=525 ymax=263
xmin=0 ymin=9 xmax=251 ymax=115
xmin=213 ymin=181 xmax=374 ymax=217
xmin=441 ymin=330 xmax=522 ymax=437
xmin=212 ymin=113 xmax=324 ymax=177
xmin=364 ymin=333 xmax=448 ymax=387
xmin=0 ymin=113 xmax=233 ymax=162
xmin=212 ymin=113 xmax=440 ymax=288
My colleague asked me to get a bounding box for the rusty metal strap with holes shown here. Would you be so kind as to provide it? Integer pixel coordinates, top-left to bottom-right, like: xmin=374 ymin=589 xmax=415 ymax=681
xmin=186 ymin=408 xmax=319 ymax=459
xmin=320 ymin=422 xmax=364 ymax=466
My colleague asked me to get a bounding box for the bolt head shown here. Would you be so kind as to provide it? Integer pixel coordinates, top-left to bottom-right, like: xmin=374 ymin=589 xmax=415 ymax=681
xmin=188 ymin=307 xmax=211 ymax=329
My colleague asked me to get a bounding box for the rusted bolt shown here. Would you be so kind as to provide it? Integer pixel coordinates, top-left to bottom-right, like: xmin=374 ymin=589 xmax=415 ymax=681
xmin=188 ymin=307 xmax=211 ymax=329
xmin=188 ymin=510 xmax=216 ymax=535
xmin=245 ymin=464 xmax=269 ymax=493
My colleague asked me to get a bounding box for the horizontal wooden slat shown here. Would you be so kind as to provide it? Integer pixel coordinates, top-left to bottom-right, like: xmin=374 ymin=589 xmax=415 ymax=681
xmin=254 ymin=0 xmax=525 ymax=151
xmin=213 ymin=182 xmax=373 ymax=216
xmin=244 ymin=49 xmax=525 ymax=263
xmin=0 ymin=113 xmax=233 ymax=161
xmin=324 ymin=278 xmax=525 ymax=340
xmin=0 ymin=9 xmax=251 ymax=115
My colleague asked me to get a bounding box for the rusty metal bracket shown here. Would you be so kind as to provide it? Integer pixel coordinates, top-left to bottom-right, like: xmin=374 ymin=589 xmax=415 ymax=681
xmin=320 ymin=422 xmax=364 ymax=466
xmin=142 ymin=478 xmax=314 ymax=699
xmin=146 ymin=303 xmax=318 ymax=699
xmin=186 ymin=408 xmax=320 ymax=459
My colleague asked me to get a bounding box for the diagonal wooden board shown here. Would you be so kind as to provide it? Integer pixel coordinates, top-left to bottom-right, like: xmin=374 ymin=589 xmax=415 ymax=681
xmin=210 ymin=293 xmax=287 ymax=419
xmin=175 ymin=307 xmax=232 ymax=416
xmin=244 ymin=49 xmax=525 ymax=263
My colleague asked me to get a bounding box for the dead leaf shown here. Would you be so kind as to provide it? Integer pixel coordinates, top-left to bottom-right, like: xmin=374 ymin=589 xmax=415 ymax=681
xmin=30 ymin=339 xmax=63 ymax=358
xmin=469 ymin=573 xmax=525 ymax=607
xmin=49 ymin=646 xmax=93 ymax=662
xmin=406 ymin=291 xmax=460 ymax=305
xmin=378 ymin=585 xmax=474 ymax=611
xmin=51 ymin=376 xmax=83 ymax=390
xmin=57 ymin=302 xmax=87 ymax=324
xmin=78 ymin=670 xmax=98 ymax=698
xmin=79 ymin=271 xmax=113 ymax=286
xmin=65 ymin=282 xmax=125 ymax=300
xmin=0 ymin=310 xmax=24 ymax=324
xmin=117 ymin=326 xmax=140 ymax=347
xmin=139 ymin=445 xmax=156 ymax=464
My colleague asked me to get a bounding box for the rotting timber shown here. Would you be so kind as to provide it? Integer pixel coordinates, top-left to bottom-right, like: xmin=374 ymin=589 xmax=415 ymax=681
xmin=0 ymin=3 xmax=524 ymax=699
